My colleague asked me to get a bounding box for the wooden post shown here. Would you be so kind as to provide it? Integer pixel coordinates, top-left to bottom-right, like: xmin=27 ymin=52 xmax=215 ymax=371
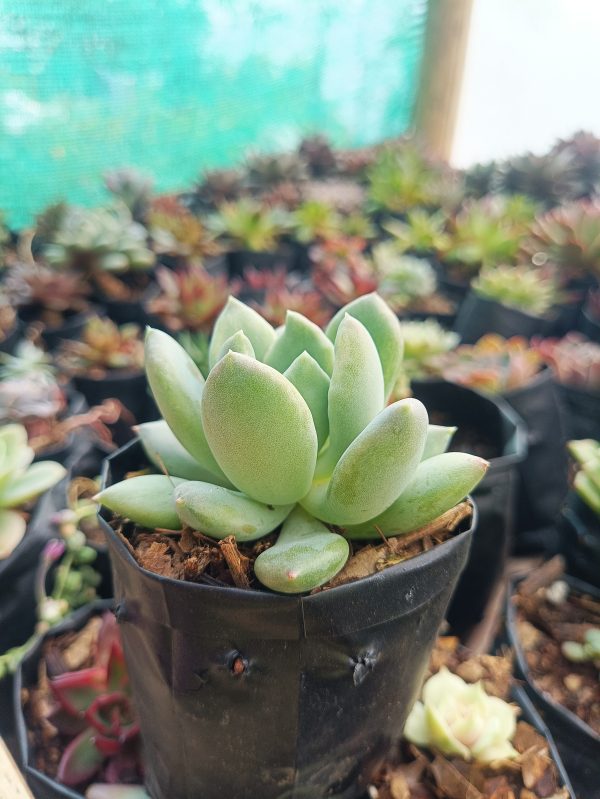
xmin=0 ymin=737 xmax=35 ymax=798
xmin=414 ymin=0 xmax=474 ymax=162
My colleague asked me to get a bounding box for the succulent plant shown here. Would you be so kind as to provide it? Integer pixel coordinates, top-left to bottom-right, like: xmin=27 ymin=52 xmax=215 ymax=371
xmin=463 ymin=161 xmax=498 ymax=198
xmin=495 ymin=149 xmax=582 ymax=207
xmin=567 ymin=438 xmax=600 ymax=517
xmin=46 ymin=612 xmax=141 ymax=787
xmin=0 ymin=424 xmax=66 ymax=560
xmin=176 ymin=329 xmax=210 ymax=378
xmin=371 ymin=245 xmax=437 ymax=309
xmin=522 ymin=201 xmax=600 ymax=282
xmin=146 ymin=263 xmax=229 ymax=333
xmin=311 ymin=237 xmax=378 ymax=308
xmin=383 ymin=208 xmax=451 ymax=255
xmin=191 ymin=167 xmax=244 ymax=211
xmin=43 ymin=204 xmax=155 ymax=274
xmin=96 ymin=293 xmax=488 ymax=593
xmin=551 ymin=131 xmax=600 ymax=199
xmin=5 ymin=261 xmax=90 ymax=322
xmin=473 ymin=265 xmax=560 ymax=316
xmin=562 ymin=628 xmax=600 ymax=666
xmin=393 ymin=319 xmax=460 ymax=396
xmin=430 ymin=334 xmax=542 ymax=395
xmin=149 ymin=196 xmax=220 ymax=259
xmin=209 ymin=199 xmax=290 ymax=252
xmin=533 ymin=333 xmax=600 ymax=392
xmin=335 ymin=144 xmax=377 ymax=180
xmin=298 ymin=134 xmax=337 ymax=177
xmin=302 ymin=179 xmax=367 ymax=215
xmin=367 ymin=145 xmax=438 ymax=213
xmin=104 ymin=167 xmax=154 ymax=222
xmin=244 ymin=150 xmax=308 ymax=190
xmin=404 ymin=667 xmax=519 ymax=762
xmin=34 ymin=202 xmax=68 ymax=244
xmin=57 ymin=317 xmax=144 ymax=377
xmin=0 ymin=340 xmax=55 ymax=382
xmin=241 ymin=267 xmax=332 ymax=328
xmin=291 ymin=200 xmax=343 ymax=244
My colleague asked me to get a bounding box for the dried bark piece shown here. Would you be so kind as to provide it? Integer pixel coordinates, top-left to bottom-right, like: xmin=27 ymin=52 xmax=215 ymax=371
xmin=517 ymin=557 xmax=565 ymax=597
xmin=430 ymin=755 xmax=483 ymax=799
xmin=219 ymin=535 xmax=251 ymax=589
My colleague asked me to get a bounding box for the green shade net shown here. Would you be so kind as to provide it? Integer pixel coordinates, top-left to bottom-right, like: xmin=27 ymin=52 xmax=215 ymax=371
xmin=0 ymin=0 xmax=427 ymax=228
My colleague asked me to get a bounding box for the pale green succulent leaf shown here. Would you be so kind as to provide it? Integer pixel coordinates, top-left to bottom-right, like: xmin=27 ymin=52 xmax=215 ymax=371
xmin=284 ymin=352 xmax=330 ymax=450
xmin=144 ymin=328 xmax=227 ymax=482
xmin=208 ymin=296 xmax=275 ymax=368
xmin=0 ymin=509 xmax=27 ymax=560
xmin=345 ymin=451 xmax=488 ymax=538
xmin=213 ymin=330 xmax=256 ymax=364
xmin=0 ymin=424 xmax=35 ymax=486
xmin=202 ymin=352 xmax=318 ymax=505
xmin=136 ymin=420 xmax=234 ymax=487
xmin=422 ymin=425 xmax=457 ymax=461
xmin=254 ymin=506 xmax=349 ymax=593
xmin=325 ymin=292 xmax=404 ymax=400
xmin=303 ymin=398 xmax=428 ymax=525
xmin=265 ymin=311 xmax=334 ymax=376
xmin=95 ymin=475 xmax=186 ymax=530
xmin=174 ymin=481 xmax=292 ymax=541
xmin=86 ymin=785 xmax=151 ymax=799
xmin=0 ymin=461 xmax=66 ymax=509
xmin=321 ymin=314 xmax=384 ymax=473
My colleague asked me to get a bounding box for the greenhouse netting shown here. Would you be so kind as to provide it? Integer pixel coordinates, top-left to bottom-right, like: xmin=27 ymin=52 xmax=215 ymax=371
xmin=0 ymin=0 xmax=427 ymax=228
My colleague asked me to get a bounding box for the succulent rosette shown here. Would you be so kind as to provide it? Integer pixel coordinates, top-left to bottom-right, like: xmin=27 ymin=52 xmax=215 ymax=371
xmin=97 ymin=293 xmax=487 ymax=593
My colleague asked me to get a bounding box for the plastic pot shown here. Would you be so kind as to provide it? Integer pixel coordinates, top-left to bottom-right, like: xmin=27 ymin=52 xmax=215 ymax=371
xmin=227 ymin=247 xmax=296 ymax=279
xmin=17 ymin=306 xmax=92 ymax=351
xmin=71 ymin=370 xmax=158 ymax=427
xmin=412 ymin=380 xmax=527 ymax=637
xmin=436 ymin=273 xmax=470 ymax=306
xmin=558 ymin=383 xmax=600 ymax=441
xmin=559 ymin=493 xmax=600 ymax=588
xmin=503 ymin=368 xmax=569 ymax=553
xmin=506 ymin=575 xmax=600 ymax=799
xmin=99 ymin=439 xmax=475 ymax=799
xmin=454 ymin=292 xmax=554 ymax=344
xmin=13 ymin=600 xmax=114 ymax=799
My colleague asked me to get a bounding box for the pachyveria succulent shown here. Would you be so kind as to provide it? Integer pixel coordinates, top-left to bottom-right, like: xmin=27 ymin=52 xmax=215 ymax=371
xmin=97 ymin=294 xmax=488 ymax=593
xmin=404 ymin=667 xmax=519 ymax=762
xmin=0 ymin=424 xmax=66 ymax=560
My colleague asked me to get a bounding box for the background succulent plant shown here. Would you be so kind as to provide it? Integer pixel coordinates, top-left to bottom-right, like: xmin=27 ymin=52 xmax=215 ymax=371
xmin=5 ymin=261 xmax=90 ymax=322
xmin=291 ymin=200 xmax=343 ymax=244
xmin=146 ymin=263 xmax=229 ymax=333
xmin=57 ymin=317 xmax=144 ymax=376
xmin=241 ymin=267 xmax=332 ymax=328
xmin=209 ymin=199 xmax=290 ymax=252
xmin=244 ymin=150 xmax=308 ymax=191
xmin=97 ymin=294 xmax=487 ymax=593
xmin=383 ymin=208 xmax=451 ymax=256
xmin=104 ymin=167 xmax=154 ymax=223
xmin=567 ymin=438 xmax=600 ymax=517
xmin=149 ymin=196 xmax=220 ymax=259
xmin=311 ymin=237 xmax=378 ymax=308
xmin=534 ymin=333 xmax=600 ymax=392
xmin=473 ymin=264 xmax=560 ymax=316
xmin=371 ymin=245 xmax=437 ymax=309
xmin=394 ymin=319 xmax=460 ymax=394
xmin=298 ymin=134 xmax=337 ymax=177
xmin=367 ymin=143 xmax=447 ymax=213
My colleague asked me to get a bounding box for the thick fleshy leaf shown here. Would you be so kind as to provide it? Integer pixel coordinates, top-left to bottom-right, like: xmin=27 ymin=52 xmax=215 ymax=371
xmin=174 ymin=481 xmax=293 ymax=541
xmin=254 ymin=506 xmax=349 ymax=593
xmin=57 ymin=727 xmax=105 ymax=786
xmin=325 ymin=292 xmax=404 ymax=400
xmin=213 ymin=329 xmax=256 ymax=364
xmin=208 ymin=296 xmax=275 ymax=367
xmin=95 ymin=475 xmax=185 ymax=530
xmin=319 ymin=314 xmax=384 ymax=473
xmin=144 ymin=328 xmax=227 ymax=481
xmin=345 ymin=452 xmax=488 ymax=538
xmin=202 ymin=352 xmax=318 ymax=504
xmin=50 ymin=666 xmax=108 ymax=715
xmin=0 ymin=461 xmax=66 ymax=508
xmin=302 ymin=398 xmax=428 ymax=525
xmin=86 ymin=786 xmax=151 ymax=799
xmin=0 ymin=509 xmax=26 ymax=560
xmin=421 ymin=425 xmax=457 ymax=461
xmin=284 ymin=353 xmax=330 ymax=450
xmin=0 ymin=424 xmax=34 ymax=485
xmin=265 ymin=311 xmax=334 ymax=376
xmin=136 ymin=420 xmax=233 ymax=486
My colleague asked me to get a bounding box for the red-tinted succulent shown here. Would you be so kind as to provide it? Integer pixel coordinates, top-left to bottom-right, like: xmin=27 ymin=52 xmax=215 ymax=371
xmin=147 ymin=262 xmax=230 ymax=332
xmin=242 ymin=267 xmax=332 ymax=327
xmin=311 ymin=237 xmax=377 ymax=308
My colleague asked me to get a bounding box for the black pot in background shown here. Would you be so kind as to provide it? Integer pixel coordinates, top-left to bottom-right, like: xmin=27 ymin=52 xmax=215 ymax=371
xmin=227 ymin=247 xmax=297 ymax=279
xmin=99 ymin=439 xmax=475 ymax=799
xmin=559 ymin=493 xmax=600 ymax=588
xmin=503 ymin=368 xmax=569 ymax=553
xmin=17 ymin=306 xmax=92 ymax=351
xmin=14 ymin=600 xmax=114 ymax=799
xmin=558 ymin=383 xmax=600 ymax=441
xmin=454 ymin=292 xmax=554 ymax=344
xmin=412 ymin=380 xmax=527 ymax=638
xmin=436 ymin=273 xmax=470 ymax=306
xmin=506 ymin=575 xmax=600 ymax=799
xmin=71 ymin=370 xmax=158 ymax=430
xmin=0 ymin=319 xmax=23 ymax=354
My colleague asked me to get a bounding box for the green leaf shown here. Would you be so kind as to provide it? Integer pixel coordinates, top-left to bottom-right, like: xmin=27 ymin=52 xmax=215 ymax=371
xmin=325 ymin=292 xmax=404 ymax=400
xmin=319 ymin=314 xmax=384 ymax=473
xmin=0 ymin=424 xmax=34 ymax=486
xmin=0 ymin=461 xmax=66 ymax=509
xmin=254 ymin=506 xmax=349 ymax=593
xmin=421 ymin=425 xmax=457 ymax=460
xmin=136 ymin=420 xmax=233 ymax=486
xmin=144 ymin=328 xmax=227 ymax=481
xmin=57 ymin=727 xmax=105 ymax=787
xmin=302 ymin=398 xmax=428 ymax=525
xmin=0 ymin=509 xmax=26 ymax=560
xmin=174 ymin=482 xmax=293 ymax=541
xmin=265 ymin=311 xmax=334 ymax=375
xmin=95 ymin=475 xmax=186 ymax=530
xmin=86 ymin=787 xmax=151 ymax=799
xmin=284 ymin=353 xmax=330 ymax=450
xmin=213 ymin=330 xmax=256 ymax=364
xmin=345 ymin=452 xmax=488 ymax=538
xmin=202 ymin=352 xmax=318 ymax=505
xmin=208 ymin=296 xmax=275 ymax=368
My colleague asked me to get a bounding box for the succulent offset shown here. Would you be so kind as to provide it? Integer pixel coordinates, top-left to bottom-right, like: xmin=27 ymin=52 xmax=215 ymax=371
xmin=97 ymin=293 xmax=488 ymax=593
